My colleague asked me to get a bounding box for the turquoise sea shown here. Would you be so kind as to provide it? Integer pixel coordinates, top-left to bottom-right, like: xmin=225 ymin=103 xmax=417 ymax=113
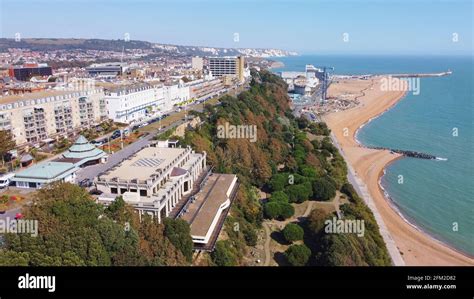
xmin=273 ymin=55 xmax=474 ymax=256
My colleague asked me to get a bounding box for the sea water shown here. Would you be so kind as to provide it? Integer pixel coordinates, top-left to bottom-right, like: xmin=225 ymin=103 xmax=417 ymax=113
xmin=273 ymin=55 xmax=474 ymax=256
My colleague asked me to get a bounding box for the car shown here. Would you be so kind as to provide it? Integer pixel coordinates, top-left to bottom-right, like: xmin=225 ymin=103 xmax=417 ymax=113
xmin=91 ymin=139 xmax=104 ymax=146
xmin=79 ymin=179 xmax=92 ymax=187
xmin=15 ymin=213 xmax=23 ymax=220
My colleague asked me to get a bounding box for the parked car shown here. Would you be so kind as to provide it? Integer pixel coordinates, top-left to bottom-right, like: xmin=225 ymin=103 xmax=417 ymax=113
xmin=15 ymin=213 xmax=23 ymax=220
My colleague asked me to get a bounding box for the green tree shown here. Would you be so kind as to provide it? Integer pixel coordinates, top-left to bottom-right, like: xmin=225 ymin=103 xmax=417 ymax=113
xmin=163 ymin=218 xmax=194 ymax=263
xmin=269 ymin=173 xmax=289 ymax=192
xmin=282 ymin=223 xmax=304 ymax=243
xmin=211 ymin=240 xmax=237 ymax=266
xmin=279 ymin=203 xmax=295 ymax=220
xmin=285 ymin=244 xmax=311 ymax=266
xmin=264 ymin=201 xmax=281 ymax=219
xmin=312 ymin=178 xmax=336 ymax=201
xmin=270 ymin=191 xmax=289 ymax=203
xmin=286 ymin=182 xmax=313 ymax=203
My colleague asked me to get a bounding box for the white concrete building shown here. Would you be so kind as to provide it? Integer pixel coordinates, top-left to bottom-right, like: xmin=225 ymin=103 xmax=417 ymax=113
xmin=104 ymin=84 xmax=165 ymax=123
xmin=162 ymin=83 xmax=190 ymax=109
xmin=95 ymin=144 xmax=207 ymax=223
xmin=105 ymin=82 xmax=191 ymax=124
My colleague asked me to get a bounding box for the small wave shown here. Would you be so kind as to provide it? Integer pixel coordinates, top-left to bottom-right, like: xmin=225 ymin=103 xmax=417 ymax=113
xmin=436 ymin=157 xmax=448 ymax=161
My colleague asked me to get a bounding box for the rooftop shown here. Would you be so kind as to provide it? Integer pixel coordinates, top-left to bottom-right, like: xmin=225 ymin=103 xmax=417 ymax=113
xmin=62 ymin=135 xmax=107 ymax=161
xmin=100 ymin=147 xmax=187 ymax=182
xmin=14 ymin=161 xmax=78 ymax=182
xmin=181 ymin=173 xmax=237 ymax=239
xmin=0 ymin=89 xmax=101 ymax=106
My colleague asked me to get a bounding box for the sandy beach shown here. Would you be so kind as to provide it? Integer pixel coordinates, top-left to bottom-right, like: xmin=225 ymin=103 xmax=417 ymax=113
xmin=323 ymin=77 xmax=474 ymax=266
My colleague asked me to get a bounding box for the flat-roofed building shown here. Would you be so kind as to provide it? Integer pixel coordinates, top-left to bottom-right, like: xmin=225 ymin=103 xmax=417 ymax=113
xmin=0 ymin=89 xmax=107 ymax=146
xmin=95 ymin=145 xmax=207 ymax=223
xmin=86 ymin=62 xmax=127 ymax=77
xmin=209 ymin=56 xmax=245 ymax=83
xmin=186 ymin=78 xmax=224 ymax=100
xmin=180 ymin=173 xmax=238 ymax=246
xmin=104 ymin=82 xmax=190 ymax=124
xmin=104 ymin=84 xmax=163 ymax=124
xmin=9 ymin=64 xmax=53 ymax=81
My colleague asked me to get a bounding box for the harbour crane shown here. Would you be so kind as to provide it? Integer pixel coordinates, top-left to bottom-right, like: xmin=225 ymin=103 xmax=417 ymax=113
xmin=313 ymin=66 xmax=334 ymax=103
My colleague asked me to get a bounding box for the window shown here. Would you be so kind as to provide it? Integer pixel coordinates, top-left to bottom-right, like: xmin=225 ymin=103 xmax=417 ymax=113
xmin=111 ymin=187 xmax=117 ymax=194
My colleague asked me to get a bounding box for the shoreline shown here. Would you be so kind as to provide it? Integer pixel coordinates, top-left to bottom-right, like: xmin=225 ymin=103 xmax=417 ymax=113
xmin=377 ymin=160 xmax=474 ymax=260
xmin=323 ymin=77 xmax=474 ymax=266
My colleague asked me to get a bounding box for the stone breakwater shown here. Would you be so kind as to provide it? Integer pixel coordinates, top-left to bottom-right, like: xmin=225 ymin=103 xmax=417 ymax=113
xmin=366 ymin=146 xmax=444 ymax=160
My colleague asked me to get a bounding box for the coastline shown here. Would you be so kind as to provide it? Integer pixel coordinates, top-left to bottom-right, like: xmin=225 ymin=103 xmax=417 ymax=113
xmin=323 ymin=77 xmax=474 ymax=266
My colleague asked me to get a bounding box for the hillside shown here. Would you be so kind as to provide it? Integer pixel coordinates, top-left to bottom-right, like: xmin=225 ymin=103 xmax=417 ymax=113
xmin=0 ymin=38 xmax=298 ymax=57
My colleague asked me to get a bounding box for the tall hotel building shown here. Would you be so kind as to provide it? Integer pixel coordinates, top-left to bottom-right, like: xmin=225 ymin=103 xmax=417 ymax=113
xmin=208 ymin=56 xmax=245 ymax=82
xmin=0 ymin=89 xmax=107 ymax=146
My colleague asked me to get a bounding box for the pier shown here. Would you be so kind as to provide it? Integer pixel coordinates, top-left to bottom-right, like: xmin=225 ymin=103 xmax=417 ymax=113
xmin=333 ymin=70 xmax=452 ymax=80
xmin=390 ymin=71 xmax=452 ymax=78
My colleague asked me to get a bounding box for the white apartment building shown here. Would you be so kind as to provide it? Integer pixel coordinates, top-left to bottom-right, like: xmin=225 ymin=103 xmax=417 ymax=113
xmin=0 ymin=89 xmax=106 ymax=146
xmin=104 ymin=84 xmax=162 ymax=124
xmin=105 ymin=83 xmax=190 ymax=124
xmin=162 ymin=83 xmax=190 ymax=109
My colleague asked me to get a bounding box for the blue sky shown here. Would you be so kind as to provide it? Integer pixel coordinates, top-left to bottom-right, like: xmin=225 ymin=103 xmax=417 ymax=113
xmin=0 ymin=0 xmax=472 ymax=55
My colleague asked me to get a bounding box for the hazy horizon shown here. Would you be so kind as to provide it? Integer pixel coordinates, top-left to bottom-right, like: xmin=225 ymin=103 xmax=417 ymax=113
xmin=1 ymin=0 xmax=472 ymax=55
